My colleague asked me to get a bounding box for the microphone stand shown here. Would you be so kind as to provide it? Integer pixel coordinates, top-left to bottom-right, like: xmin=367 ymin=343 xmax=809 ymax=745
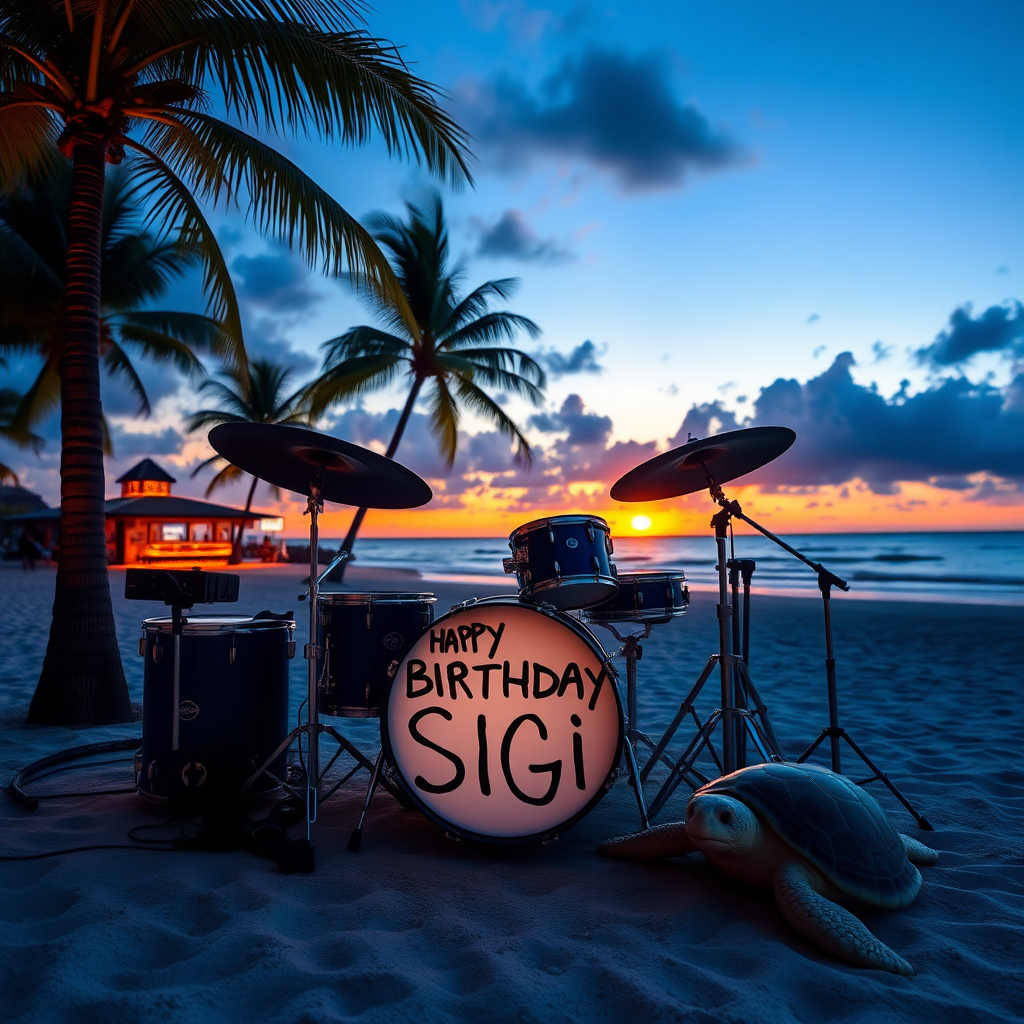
xmin=711 ymin=490 xmax=933 ymax=830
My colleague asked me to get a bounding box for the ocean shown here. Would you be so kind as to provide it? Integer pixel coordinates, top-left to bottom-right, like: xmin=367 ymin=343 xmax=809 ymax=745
xmin=301 ymin=531 xmax=1024 ymax=605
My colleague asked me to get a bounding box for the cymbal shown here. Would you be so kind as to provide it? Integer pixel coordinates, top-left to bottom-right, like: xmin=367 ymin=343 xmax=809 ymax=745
xmin=208 ymin=423 xmax=432 ymax=508
xmin=610 ymin=426 xmax=796 ymax=501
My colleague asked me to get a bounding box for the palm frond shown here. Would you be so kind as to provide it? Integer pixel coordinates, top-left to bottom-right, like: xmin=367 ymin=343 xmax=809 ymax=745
xmin=305 ymin=354 xmax=404 ymax=419
xmin=426 ymin=374 xmax=460 ymax=468
xmin=452 ymin=375 xmax=534 ymax=467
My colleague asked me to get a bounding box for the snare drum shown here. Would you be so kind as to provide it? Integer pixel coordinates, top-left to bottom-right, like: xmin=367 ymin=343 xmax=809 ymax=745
xmin=585 ymin=571 xmax=689 ymax=625
xmin=138 ymin=615 xmax=295 ymax=805
xmin=317 ymin=592 xmax=436 ymax=717
xmin=383 ymin=597 xmax=623 ymax=843
xmin=502 ymin=515 xmax=618 ymax=610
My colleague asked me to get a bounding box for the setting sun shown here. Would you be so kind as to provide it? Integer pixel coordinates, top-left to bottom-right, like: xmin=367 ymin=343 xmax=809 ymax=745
xmin=631 ymin=515 xmax=652 ymax=531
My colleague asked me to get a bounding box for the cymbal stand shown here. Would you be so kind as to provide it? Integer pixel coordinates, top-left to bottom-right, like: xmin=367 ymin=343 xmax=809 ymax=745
xmin=596 ymin=621 xmax=652 ymax=829
xmin=709 ymin=491 xmax=933 ymax=830
xmin=238 ymin=481 xmax=397 ymax=868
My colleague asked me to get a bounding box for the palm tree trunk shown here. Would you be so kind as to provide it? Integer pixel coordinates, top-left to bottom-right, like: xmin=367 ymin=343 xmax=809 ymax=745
xmin=29 ymin=137 xmax=131 ymax=725
xmin=228 ymin=474 xmax=260 ymax=564
xmin=327 ymin=376 xmax=424 ymax=583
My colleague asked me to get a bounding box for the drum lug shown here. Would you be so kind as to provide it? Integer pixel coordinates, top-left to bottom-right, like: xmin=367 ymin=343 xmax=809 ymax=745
xmin=591 ymin=556 xmax=601 ymax=578
xmin=151 ymin=641 xmax=163 ymax=664
xmin=586 ymin=523 xmax=595 ymax=542
xmin=286 ymin=640 xmax=296 ymax=659
xmin=452 ymin=596 xmax=480 ymax=611
xmin=229 ymin=639 xmax=236 ymax=666
xmin=553 ymin=560 xmax=561 ymax=579
xmin=605 ymin=534 xmax=614 ymax=555
xmin=387 ymin=658 xmax=400 ymax=680
xmin=638 ymin=591 xmax=644 ymax=608
xmin=547 ymin=524 xmax=555 ymax=544
xmin=138 ymin=636 xmax=146 ymax=658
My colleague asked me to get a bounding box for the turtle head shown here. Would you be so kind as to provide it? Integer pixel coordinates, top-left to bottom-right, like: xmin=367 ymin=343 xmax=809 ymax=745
xmin=685 ymin=794 xmax=762 ymax=857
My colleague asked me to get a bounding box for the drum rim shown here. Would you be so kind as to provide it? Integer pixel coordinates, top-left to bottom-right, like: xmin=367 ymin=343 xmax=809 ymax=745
xmin=519 ymin=573 xmax=620 ymax=607
xmin=142 ymin=614 xmax=295 ymax=632
xmin=317 ymin=591 xmax=437 ymax=605
xmin=380 ymin=596 xmax=623 ymax=845
xmin=508 ymin=514 xmax=610 ymax=541
xmin=604 ymin=570 xmax=687 ymax=584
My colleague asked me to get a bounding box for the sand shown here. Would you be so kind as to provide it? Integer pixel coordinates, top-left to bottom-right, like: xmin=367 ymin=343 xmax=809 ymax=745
xmin=1 ymin=561 xmax=1022 ymax=1024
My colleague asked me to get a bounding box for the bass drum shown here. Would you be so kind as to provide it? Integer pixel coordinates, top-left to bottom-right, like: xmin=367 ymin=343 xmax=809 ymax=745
xmin=382 ymin=597 xmax=623 ymax=844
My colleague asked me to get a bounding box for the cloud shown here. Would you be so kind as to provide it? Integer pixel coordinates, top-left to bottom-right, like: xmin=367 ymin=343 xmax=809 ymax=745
xmin=806 ymin=314 xmax=820 ymax=324
xmin=870 ymin=340 xmax=893 ymax=363
xmin=530 ymin=393 xmax=611 ymax=445
xmin=458 ymin=48 xmax=744 ymax=191
xmin=241 ymin=316 xmax=318 ymax=378
xmin=107 ymin=425 xmax=184 ymax=461
xmin=231 ymin=253 xmax=321 ymax=313
xmin=916 ymin=301 xmax=1024 ymax=367
xmin=473 ymin=209 xmax=574 ymax=262
xmin=716 ymin=353 xmax=1024 ymax=491
xmin=535 ymin=340 xmax=604 ymax=377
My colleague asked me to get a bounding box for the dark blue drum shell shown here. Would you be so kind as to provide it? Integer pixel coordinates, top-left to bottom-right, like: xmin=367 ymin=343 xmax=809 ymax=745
xmin=138 ymin=616 xmax=293 ymax=806
xmin=585 ymin=571 xmax=689 ymax=624
xmin=317 ymin=593 xmax=436 ymax=717
xmin=505 ymin=515 xmax=618 ymax=610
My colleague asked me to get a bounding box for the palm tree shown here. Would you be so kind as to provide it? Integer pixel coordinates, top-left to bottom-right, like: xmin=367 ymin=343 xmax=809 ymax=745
xmin=306 ymin=191 xmax=546 ymax=574
xmin=0 ymin=382 xmax=44 ymax=485
xmin=185 ymin=358 xmax=309 ymax=564
xmin=1 ymin=161 xmax=220 ymax=447
xmin=1 ymin=1 xmax=470 ymax=725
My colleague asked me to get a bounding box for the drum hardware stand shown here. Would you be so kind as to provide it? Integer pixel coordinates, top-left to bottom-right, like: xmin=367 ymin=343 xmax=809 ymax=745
xmin=236 ymin=483 xmax=393 ymax=868
xmin=597 ymin=621 xmax=653 ymax=829
xmin=701 ymin=483 xmax=933 ymax=831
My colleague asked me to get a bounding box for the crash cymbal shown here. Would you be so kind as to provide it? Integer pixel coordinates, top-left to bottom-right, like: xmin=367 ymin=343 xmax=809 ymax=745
xmin=610 ymin=426 xmax=796 ymax=501
xmin=208 ymin=423 xmax=432 ymax=508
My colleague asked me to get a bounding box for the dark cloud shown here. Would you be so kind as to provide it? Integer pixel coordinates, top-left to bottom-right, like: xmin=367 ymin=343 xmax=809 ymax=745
xmin=674 ymin=354 xmax=1024 ymax=492
xmin=474 ymin=209 xmax=573 ymax=262
xmin=917 ymin=301 xmax=1024 ymax=367
xmin=101 ymin=360 xmax=187 ymax=416
xmin=530 ymin=393 xmax=611 ymax=445
xmin=231 ymin=253 xmax=321 ymax=313
xmin=459 ymin=48 xmax=744 ymax=191
xmin=242 ymin=316 xmax=318 ymax=378
xmin=535 ymin=340 xmax=604 ymax=377
xmin=107 ymin=425 xmax=184 ymax=461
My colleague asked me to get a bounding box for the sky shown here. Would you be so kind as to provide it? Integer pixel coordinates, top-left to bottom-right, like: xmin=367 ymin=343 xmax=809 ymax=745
xmin=3 ymin=0 xmax=1023 ymax=539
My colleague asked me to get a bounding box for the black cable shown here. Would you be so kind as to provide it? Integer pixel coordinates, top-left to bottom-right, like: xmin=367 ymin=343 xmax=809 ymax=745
xmin=0 ymin=843 xmax=184 ymax=861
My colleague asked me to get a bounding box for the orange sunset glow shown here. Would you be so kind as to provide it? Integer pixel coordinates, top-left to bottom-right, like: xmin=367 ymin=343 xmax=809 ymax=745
xmin=266 ymin=477 xmax=1024 ymax=539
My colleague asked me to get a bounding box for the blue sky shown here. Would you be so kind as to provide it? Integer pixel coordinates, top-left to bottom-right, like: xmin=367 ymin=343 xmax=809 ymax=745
xmin=3 ymin=0 xmax=1023 ymax=529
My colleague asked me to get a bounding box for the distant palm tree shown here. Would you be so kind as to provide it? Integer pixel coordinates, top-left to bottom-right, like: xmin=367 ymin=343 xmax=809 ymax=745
xmin=1 ymin=162 xmax=220 ymax=445
xmin=306 ymin=192 xmax=546 ymax=572
xmin=186 ymin=359 xmax=309 ymax=564
xmin=1 ymin=1 xmax=470 ymax=725
xmin=0 ymin=383 xmax=44 ymax=485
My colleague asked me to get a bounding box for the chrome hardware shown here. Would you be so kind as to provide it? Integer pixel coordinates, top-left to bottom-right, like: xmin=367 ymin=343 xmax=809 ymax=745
xmin=304 ymin=642 xmax=321 ymax=660
xmin=286 ymin=640 xmax=297 ymax=659
xmin=586 ymin=523 xmax=595 ymax=542
xmin=553 ymin=560 xmax=561 ymax=578
xmin=138 ymin=636 xmax=146 ymax=657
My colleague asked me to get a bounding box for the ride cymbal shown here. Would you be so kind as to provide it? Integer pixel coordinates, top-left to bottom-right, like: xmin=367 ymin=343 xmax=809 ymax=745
xmin=208 ymin=423 xmax=432 ymax=508
xmin=610 ymin=426 xmax=796 ymax=501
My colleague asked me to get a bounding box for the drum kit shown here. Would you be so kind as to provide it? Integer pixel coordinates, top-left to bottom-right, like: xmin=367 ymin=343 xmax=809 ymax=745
xmin=128 ymin=421 xmax=930 ymax=872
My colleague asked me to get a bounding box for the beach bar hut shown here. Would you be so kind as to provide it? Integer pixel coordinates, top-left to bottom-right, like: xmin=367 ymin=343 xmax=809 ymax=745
xmin=3 ymin=459 xmax=267 ymax=565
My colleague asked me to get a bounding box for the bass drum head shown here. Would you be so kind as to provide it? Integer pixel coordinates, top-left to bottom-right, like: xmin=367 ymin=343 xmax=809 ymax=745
xmin=382 ymin=598 xmax=623 ymax=844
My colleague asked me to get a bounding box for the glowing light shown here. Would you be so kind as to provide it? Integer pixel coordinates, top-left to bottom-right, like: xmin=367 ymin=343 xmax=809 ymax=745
xmin=631 ymin=515 xmax=652 ymax=531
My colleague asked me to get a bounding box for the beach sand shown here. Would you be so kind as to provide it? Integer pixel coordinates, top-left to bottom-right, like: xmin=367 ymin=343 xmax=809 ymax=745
xmin=1 ymin=561 xmax=1022 ymax=1023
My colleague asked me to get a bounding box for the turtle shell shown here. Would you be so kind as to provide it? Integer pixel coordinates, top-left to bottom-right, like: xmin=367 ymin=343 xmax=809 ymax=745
xmin=696 ymin=762 xmax=919 ymax=908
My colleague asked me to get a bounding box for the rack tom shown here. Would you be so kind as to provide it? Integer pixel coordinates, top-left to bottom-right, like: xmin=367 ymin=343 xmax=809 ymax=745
xmin=317 ymin=592 xmax=436 ymax=717
xmin=503 ymin=515 xmax=618 ymax=610
xmin=584 ymin=571 xmax=689 ymax=625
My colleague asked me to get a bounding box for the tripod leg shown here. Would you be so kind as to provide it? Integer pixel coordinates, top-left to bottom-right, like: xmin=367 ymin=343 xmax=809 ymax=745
xmin=735 ymin=662 xmax=783 ymax=758
xmin=623 ymin=737 xmax=650 ymax=830
xmin=640 ymin=656 xmax=718 ymax=782
xmin=840 ymin=732 xmax=934 ymax=831
xmin=647 ymin=711 xmax=722 ymax=820
xmin=348 ymin=749 xmax=385 ymax=851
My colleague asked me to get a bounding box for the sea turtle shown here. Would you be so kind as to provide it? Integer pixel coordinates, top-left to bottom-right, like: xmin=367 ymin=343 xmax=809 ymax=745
xmin=598 ymin=762 xmax=938 ymax=975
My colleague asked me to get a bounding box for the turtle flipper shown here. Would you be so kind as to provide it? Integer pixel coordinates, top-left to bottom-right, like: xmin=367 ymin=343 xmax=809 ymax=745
xmin=597 ymin=822 xmax=694 ymax=860
xmin=774 ymin=862 xmax=915 ymax=976
xmin=899 ymin=833 xmax=939 ymax=866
